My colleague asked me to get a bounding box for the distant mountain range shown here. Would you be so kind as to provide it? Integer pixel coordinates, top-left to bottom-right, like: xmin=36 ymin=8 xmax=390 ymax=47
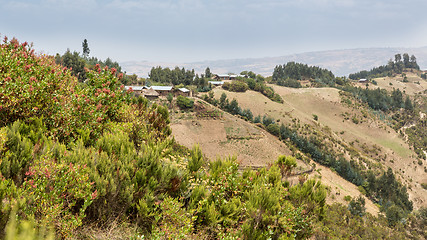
xmin=121 ymin=47 xmax=427 ymax=78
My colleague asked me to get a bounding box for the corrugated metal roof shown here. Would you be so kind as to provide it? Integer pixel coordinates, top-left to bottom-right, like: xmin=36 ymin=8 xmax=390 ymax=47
xmin=178 ymin=88 xmax=190 ymax=93
xmin=151 ymin=86 xmax=173 ymax=91
xmin=124 ymin=86 xmax=145 ymax=91
xmin=208 ymin=81 xmax=224 ymax=85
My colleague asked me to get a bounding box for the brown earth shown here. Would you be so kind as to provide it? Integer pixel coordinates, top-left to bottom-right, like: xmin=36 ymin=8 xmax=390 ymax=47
xmin=170 ymin=101 xmax=294 ymax=167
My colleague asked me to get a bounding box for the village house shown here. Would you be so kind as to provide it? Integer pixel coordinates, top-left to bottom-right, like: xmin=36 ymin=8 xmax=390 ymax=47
xmin=124 ymin=86 xmax=145 ymax=95
xmin=212 ymin=74 xmax=244 ymax=81
xmin=142 ymin=88 xmax=160 ymax=99
xmin=150 ymin=86 xmax=173 ymax=96
xmin=175 ymin=87 xmax=191 ymax=97
xmin=213 ymin=74 xmax=231 ymax=80
xmin=125 ymin=85 xmax=193 ymax=98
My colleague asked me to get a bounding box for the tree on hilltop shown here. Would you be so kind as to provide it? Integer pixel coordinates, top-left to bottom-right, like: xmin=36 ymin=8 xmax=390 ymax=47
xmin=82 ymin=39 xmax=90 ymax=58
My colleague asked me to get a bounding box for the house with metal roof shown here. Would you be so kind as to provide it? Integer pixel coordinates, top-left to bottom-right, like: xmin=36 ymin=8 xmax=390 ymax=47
xmin=124 ymin=86 xmax=147 ymax=95
xmin=213 ymin=74 xmax=243 ymax=81
xmin=175 ymin=87 xmax=191 ymax=97
xmin=208 ymin=81 xmax=224 ymax=86
xmin=150 ymin=85 xmax=174 ymax=96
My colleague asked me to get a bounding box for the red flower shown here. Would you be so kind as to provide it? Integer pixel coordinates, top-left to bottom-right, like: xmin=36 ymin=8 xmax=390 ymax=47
xmin=96 ymin=117 xmax=102 ymax=122
xmin=111 ymin=68 xmax=117 ymax=75
xmin=91 ymin=190 xmax=98 ymax=200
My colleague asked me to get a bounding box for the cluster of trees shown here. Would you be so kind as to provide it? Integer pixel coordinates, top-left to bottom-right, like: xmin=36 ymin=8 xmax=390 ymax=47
xmin=149 ymin=66 xmax=195 ymax=86
xmin=54 ymin=39 xmax=125 ymax=83
xmin=364 ymin=168 xmax=413 ymax=224
xmin=349 ymin=53 xmax=420 ymax=80
xmin=222 ymin=80 xmax=249 ymax=92
xmin=203 ymin=92 xmax=254 ymax=121
xmin=272 ymin=62 xmax=336 ymax=88
xmin=343 ymin=86 xmax=413 ymax=112
xmin=222 ymin=72 xmax=284 ymax=103
xmin=313 ymin=202 xmax=426 ymax=239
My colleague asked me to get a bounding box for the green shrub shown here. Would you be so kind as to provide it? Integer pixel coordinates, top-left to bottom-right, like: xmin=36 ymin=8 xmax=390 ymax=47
xmin=348 ymin=195 xmax=366 ymax=217
xmin=22 ymin=152 xmax=95 ymax=238
xmin=176 ymin=95 xmax=194 ymax=109
xmin=187 ymin=145 xmax=204 ymax=174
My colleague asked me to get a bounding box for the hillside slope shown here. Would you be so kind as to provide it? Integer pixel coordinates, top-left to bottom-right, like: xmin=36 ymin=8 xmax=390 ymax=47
xmin=169 ymin=98 xmax=382 ymax=215
xmin=209 ymin=85 xmax=426 ymax=210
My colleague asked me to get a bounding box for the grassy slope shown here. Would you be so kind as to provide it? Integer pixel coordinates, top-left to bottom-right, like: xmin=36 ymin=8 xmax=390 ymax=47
xmin=210 ymin=80 xmax=426 ymax=210
xmin=169 ymin=96 xmax=384 ymax=215
xmin=360 ymin=71 xmax=427 ymax=95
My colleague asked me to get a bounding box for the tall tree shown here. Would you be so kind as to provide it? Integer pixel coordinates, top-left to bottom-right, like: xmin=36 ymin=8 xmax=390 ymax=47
xmin=205 ymin=67 xmax=212 ymax=78
xmin=394 ymin=53 xmax=402 ymax=63
xmin=82 ymin=39 xmax=90 ymax=58
xmin=410 ymin=55 xmax=419 ymax=69
xmin=403 ymin=53 xmax=410 ymax=68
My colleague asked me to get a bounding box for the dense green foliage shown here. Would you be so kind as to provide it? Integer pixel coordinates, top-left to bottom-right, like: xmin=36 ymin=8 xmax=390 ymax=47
xmin=222 ymin=73 xmax=284 ymax=103
xmin=176 ymin=95 xmax=194 ymax=109
xmin=149 ymin=66 xmax=195 ymax=86
xmin=222 ymin=80 xmax=249 ymax=92
xmin=55 ymin=51 xmax=124 ymax=83
xmin=203 ymin=92 xmax=254 ymax=122
xmin=272 ymin=62 xmax=336 ymax=87
xmin=349 ymin=53 xmax=420 ymax=80
xmin=342 ymin=86 xmax=412 ymax=112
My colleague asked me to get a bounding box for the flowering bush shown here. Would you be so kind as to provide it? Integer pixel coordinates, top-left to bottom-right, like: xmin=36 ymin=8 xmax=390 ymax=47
xmin=0 ymin=37 xmax=75 ymax=128
xmin=21 ymin=144 xmax=95 ymax=238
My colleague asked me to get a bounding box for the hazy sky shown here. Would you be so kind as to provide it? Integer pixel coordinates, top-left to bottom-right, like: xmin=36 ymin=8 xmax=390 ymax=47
xmin=1 ymin=0 xmax=427 ymax=63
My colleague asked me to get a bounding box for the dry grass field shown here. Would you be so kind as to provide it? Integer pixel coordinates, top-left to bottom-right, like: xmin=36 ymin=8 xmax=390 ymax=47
xmin=355 ymin=71 xmax=427 ymax=95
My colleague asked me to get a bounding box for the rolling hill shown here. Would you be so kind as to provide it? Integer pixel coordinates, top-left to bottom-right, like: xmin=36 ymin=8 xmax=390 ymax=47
xmin=168 ymin=72 xmax=427 ymax=213
xmin=169 ymin=96 xmax=385 ymax=215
